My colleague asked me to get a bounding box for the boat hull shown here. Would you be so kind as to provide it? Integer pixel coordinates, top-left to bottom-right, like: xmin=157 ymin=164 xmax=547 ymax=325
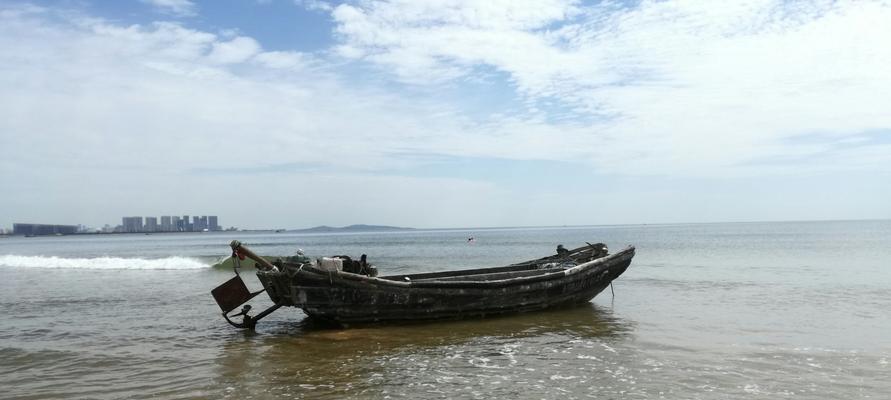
xmin=256 ymin=246 xmax=634 ymax=324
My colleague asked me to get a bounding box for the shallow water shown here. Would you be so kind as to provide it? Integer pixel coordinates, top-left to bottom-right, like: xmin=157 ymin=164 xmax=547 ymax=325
xmin=1 ymin=221 xmax=889 ymax=399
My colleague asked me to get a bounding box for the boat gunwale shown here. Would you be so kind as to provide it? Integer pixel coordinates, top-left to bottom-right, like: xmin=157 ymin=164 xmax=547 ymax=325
xmin=383 ymin=243 xmax=605 ymax=281
xmin=261 ymin=246 xmax=635 ymax=289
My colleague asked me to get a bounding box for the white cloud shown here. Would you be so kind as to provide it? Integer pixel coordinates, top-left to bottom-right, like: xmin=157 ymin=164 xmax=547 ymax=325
xmin=208 ymin=36 xmax=262 ymax=64
xmin=142 ymin=0 xmax=198 ymax=17
xmin=0 ymin=7 xmax=495 ymax=197
xmin=5 ymin=2 xmax=887 ymax=182
xmin=2 ymin=7 xmax=603 ymax=177
xmin=331 ymin=0 xmax=580 ymax=82
xmin=253 ymin=50 xmax=309 ymax=69
xmin=296 ymin=0 xmax=335 ymax=12
xmin=331 ymin=0 xmax=891 ymax=176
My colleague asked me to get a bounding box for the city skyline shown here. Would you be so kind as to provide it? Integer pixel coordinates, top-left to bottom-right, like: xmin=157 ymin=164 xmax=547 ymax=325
xmin=120 ymin=215 xmax=221 ymax=233
xmin=2 ymin=214 xmax=223 ymax=235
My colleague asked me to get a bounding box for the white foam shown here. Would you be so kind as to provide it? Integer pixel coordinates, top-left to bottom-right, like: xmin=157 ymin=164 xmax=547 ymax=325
xmin=0 ymin=255 xmax=210 ymax=270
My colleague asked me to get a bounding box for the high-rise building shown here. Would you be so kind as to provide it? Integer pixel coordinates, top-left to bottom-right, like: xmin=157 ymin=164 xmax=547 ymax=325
xmin=144 ymin=217 xmax=158 ymax=232
xmin=122 ymin=217 xmax=143 ymax=233
xmin=13 ymin=223 xmax=77 ymax=236
xmin=183 ymin=215 xmax=191 ymax=232
xmin=208 ymin=216 xmax=219 ymax=231
xmin=173 ymin=216 xmax=182 ymax=231
xmin=160 ymin=216 xmax=172 ymax=232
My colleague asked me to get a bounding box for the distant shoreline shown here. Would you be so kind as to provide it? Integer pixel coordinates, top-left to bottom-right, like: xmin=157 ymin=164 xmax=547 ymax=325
xmin=3 ymin=218 xmax=888 ymax=237
xmin=2 ymin=224 xmax=415 ymax=237
xmin=4 ymin=230 xmax=239 ymax=238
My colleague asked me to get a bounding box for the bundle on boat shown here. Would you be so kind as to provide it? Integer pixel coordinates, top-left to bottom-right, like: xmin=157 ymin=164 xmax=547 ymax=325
xmin=212 ymin=240 xmax=635 ymax=329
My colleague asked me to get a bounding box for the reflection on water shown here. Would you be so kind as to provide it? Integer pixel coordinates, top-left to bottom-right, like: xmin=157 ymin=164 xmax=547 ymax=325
xmin=277 ymin=302 xmax=632 ymax=342
xmin=212 ymin=304 xmax=635 ymax=399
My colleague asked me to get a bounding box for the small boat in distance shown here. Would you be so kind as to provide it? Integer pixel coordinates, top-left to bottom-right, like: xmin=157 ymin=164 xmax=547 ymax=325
xmin=212 ymin=240 xmax=635 ymax=329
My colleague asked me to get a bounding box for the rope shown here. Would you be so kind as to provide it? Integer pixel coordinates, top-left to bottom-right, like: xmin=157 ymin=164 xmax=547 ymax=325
xmin=287 ymin=263 xmax=305 ymax=279
xmin=232 ymin=250 xmax=242 ymax=276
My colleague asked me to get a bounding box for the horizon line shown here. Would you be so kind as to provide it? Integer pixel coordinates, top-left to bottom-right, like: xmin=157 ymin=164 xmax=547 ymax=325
xmin=273 ymin=217 xmax=890 ymax=232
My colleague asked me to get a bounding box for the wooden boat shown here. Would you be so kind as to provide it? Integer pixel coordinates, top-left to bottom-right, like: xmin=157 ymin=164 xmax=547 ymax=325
xmin=212 ymin=240 xmax=635 ymax=329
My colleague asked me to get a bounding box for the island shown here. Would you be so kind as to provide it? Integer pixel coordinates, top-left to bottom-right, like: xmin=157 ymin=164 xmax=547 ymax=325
xmin=288 ymin=224 xmax=415 ymax=233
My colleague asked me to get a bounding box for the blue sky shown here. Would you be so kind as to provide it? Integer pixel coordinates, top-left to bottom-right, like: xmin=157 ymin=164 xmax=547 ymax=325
xmin=1 ymin=0 xmax=890 ymax=229
xmin=87 ymin=1 xmax=337 ymax=51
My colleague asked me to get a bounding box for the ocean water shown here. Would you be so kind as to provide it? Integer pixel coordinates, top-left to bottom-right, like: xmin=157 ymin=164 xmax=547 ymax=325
xmin=1 ymin=220 xmax=889 ymax=399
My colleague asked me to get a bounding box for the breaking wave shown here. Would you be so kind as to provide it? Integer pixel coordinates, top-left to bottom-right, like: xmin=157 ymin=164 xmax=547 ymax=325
xmin=0 ymin=255 xmax=210 ymax=270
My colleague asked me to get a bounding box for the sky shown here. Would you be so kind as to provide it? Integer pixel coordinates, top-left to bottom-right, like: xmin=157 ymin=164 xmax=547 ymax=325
xmin=1 ymin=0 xmax=890 ymax=230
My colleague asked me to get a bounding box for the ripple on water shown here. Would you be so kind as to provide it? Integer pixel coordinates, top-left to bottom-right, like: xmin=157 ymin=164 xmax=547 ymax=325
xmin=0 ymin=345 xmax=217 ymax=399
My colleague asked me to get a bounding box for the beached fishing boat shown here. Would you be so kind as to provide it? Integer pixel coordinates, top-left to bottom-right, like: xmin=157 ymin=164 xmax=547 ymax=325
xmin=212 ymin=240 xmax=635 ymax=329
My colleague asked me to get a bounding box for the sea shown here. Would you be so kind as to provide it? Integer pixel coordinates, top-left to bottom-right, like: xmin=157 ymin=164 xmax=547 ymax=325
xmin=1 ymin=220 xmax=889 ymax=399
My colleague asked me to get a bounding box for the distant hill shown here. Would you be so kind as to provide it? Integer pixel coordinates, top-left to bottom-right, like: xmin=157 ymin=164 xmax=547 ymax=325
xmin=292 ymin=224 xmax=415 ymax=233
